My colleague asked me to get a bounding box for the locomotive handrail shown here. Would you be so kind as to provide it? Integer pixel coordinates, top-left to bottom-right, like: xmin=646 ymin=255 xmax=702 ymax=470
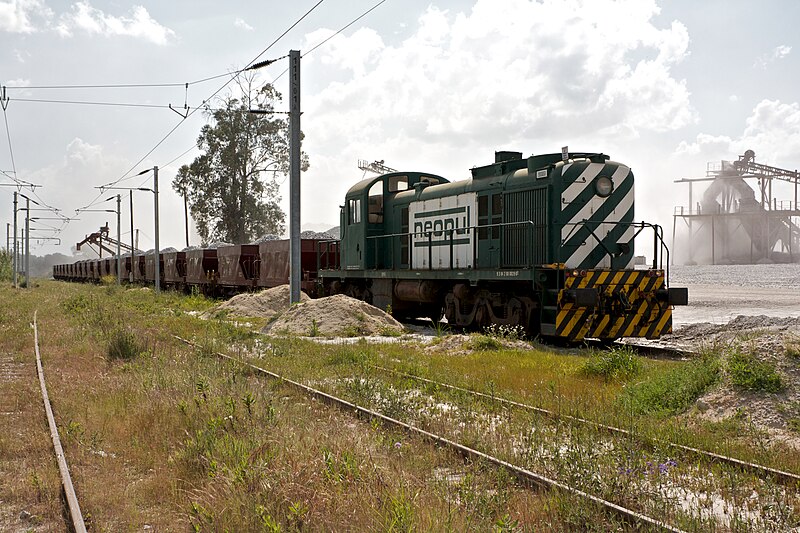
xmin=315 ymin=239 xmax=341 ymax=272
xmin=560 ymin=220 xmax=671 ymax=283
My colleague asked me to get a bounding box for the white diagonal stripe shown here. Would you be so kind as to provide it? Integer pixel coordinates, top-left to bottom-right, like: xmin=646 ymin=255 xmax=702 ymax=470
xmin=561 ymin=163 xmax=605 ymax=203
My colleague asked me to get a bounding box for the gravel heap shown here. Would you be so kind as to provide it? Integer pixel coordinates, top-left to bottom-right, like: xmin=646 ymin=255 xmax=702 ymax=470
xmin=160 ymin=247 xmax=178 ymax=253
xmin=301 ymin=230 xmax=337 ymax=240
xmin=205 ymin=241 xmax=233 ymax=249
xmin=251 ymin=234 xmax=282 ymax=243
xmin=204 ymin=285 xmax=309 ymax=320
xmin=263 ymin=294 xmax=403 ymax=337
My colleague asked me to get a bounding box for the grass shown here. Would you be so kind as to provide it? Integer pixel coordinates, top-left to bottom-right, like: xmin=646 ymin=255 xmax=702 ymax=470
xmin=4 ymin=279 xmax=800 ymax=531
xmin=3 ymin=281 xmax=555 ymax=531
xmin=465 ymin=333 xmax=504 ymax=351
xmin=106 ymin=327 xmax=146 ymax=360
xmin=619 ymin=353 xmax=721 ymax=415
xmin=580 ymin=346 xmax=642 ymax=381
xmin=727 ymin=350 xmax=784 ymax=393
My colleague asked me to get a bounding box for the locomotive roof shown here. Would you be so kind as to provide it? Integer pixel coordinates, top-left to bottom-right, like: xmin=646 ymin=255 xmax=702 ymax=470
xmin=470 ymin=152 xmax=610 ymax=179
xmin=345 ymin=172 xmax=449 ymax=196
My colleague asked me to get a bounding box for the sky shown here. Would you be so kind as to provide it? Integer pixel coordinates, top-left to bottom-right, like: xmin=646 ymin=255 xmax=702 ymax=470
xmin=1 ymin=0 xmax=799 ymax=258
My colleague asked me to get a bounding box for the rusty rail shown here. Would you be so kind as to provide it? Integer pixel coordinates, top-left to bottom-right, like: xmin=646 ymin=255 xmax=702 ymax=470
xmin=174 ymin=335 xmax=685 ymax=533
xmin=33 ymin=311 xmax=87 ymax=533
xmin=373 ymin=364 xmax=800 ymax=487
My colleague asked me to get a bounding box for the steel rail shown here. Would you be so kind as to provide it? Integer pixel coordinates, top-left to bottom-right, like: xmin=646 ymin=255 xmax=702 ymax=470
xmin=372 ymin=364 xmax=800 ymax=487
xmin=33 ymin=311 xmax=87 ymax=533
xmin=173 ymin=335 xmax=685 ymax=533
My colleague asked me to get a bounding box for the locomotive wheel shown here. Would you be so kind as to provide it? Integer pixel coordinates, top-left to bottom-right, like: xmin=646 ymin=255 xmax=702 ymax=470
xmin=427 ymin=305 xmax=444 ymax=324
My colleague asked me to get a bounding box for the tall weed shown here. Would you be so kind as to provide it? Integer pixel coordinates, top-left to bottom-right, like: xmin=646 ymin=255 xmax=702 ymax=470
xmin=727 ymin=351 xmax=784 ymax=393
xmin=580 ymin=346 xmax=642 ymax=381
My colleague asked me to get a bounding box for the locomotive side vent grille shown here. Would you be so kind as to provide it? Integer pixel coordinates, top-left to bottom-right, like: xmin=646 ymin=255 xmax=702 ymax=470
xmin=503 ymin=188 xmax=547 ymax=267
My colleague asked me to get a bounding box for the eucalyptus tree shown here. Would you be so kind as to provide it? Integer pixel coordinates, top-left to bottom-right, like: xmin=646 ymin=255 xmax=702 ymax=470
xmin=174 ymin=78 xmax=308 ymax=245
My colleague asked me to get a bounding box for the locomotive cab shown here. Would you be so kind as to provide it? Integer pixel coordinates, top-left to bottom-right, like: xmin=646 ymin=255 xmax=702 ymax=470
xmin=341 ymin=172 xmax=449 ymax=271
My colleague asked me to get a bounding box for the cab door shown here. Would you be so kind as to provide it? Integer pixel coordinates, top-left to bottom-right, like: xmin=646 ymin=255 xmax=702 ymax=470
xmin=477 ymin=192 xmax=502 ymax=268
xmin=343 ymin=196 xmax=365 ymax=270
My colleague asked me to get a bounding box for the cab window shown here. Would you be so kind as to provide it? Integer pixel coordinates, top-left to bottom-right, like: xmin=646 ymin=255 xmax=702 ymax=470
xmin=388 ymin=175 xmax=408 ymax=192
xmin=348 ymin=198 xmax=361 ymax=224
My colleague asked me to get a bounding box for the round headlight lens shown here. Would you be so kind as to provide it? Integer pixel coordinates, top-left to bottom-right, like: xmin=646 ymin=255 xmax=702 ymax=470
xmin=595 ymin=176 xmax=613 ymax=197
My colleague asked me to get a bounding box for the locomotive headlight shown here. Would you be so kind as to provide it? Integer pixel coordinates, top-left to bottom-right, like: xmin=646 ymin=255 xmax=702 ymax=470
xmin=595 ymin=176 xmax=613 ymax=197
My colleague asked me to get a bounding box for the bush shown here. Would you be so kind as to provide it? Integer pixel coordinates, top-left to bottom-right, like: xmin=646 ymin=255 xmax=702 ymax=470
xmin=581 ymin=346 xmax=641 ymax=381
xmin=0 ymin=250 xmax=12 ymax=282
xmin=107 ymin=328 xmax=145 ymax=360
xmin=784 ymin=342 xmax=800 ymax=360
xmin=620 ymin=355 xmax=721 ymax=416
xmin=727 ymin=351 xmax=784 ymax=393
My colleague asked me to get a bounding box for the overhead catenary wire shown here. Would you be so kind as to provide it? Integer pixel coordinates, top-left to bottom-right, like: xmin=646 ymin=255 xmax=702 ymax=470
xmin=76 ymin=1 xmax=328 ymax=214
xmin=1 ymin=105 xmax=18 ymax=182
xmin=10 ymin=97 xmax=181 ymax=110
xmin=272 ymin=0 xmax=389 ymax=83
xmin=102 ymin=0 xmax=326 ymax=188
xmin=3 ymin=66 xmax=252 ymax=91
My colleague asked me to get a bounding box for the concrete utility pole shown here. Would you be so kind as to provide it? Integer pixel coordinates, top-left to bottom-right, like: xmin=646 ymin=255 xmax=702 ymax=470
xmin=129 ymin=191 xmax=135 ymax=282
xmin=5 ymin=223 xmax=8 ymax=253
xmin=116 ymin=195 xmax=121 ymax=285
xmin=289 ymin=49 xmax=301 ymax=304
xmin=12 ymin=192 xmax=17 ymax=288
xmin=153 ymin=166 xmax=160 ymax=295
xmin=183 ymin=189 xmax=189 ymax=248
xmin=24 ymin=197 xmax=29 ymax=288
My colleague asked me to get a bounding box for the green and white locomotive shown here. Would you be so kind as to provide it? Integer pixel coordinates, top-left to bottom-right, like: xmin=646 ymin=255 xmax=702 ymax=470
xmin=318 ymin=150 xmax=686 ymax=340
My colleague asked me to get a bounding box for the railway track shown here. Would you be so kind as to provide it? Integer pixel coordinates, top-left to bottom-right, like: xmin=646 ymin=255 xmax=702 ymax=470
xmin=370 ymin=364 xmax=800 ymax=487
xmin=174 ymin=335 xmax=685 ymax=532
xmin=32 ymin=312 xmax=87 ymax=533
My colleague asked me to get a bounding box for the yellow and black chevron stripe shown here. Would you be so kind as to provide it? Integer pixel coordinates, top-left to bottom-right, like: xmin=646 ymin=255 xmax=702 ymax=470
xmin=555 ymin=269 xmax=672 ymax=340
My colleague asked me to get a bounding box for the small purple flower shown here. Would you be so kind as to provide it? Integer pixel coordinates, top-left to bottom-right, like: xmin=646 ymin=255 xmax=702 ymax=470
xmin=658 ymin=463 xmax=668 ymax=474
xmin=667 ymin=459 xmax=678 ymax=467
xmin=394 ymin=442 xmax=402 ymax=449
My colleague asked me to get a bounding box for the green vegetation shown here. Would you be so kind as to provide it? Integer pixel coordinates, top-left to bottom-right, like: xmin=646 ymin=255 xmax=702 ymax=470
xmin=620 ymin=354 xmax=721 ymax=415
xmin=173 ymin=75 xmax=309 ymax=244
xmin=0 ymin=249 xmax=12 ymax=282
xmin=580 ymin=346 xmax=642 ymax=381
xmin=106 ymin=327 xmax=146 ymax=360
xmin=784 ymin=341 xmax=800 ymax=359
xmin=4 ymin=280 xmax=800 ymax=531
xmin=727 ymin=350 xmax=784 ymax=393
xmin=465 ymin=333 xmax=503 ymax=351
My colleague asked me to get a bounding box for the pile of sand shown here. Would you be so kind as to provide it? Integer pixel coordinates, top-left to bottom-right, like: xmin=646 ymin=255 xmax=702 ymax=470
xmin=204 ymin=285 xmax=309 ymax=320
xmin=262 ymin=294 xmax=404 ymax=337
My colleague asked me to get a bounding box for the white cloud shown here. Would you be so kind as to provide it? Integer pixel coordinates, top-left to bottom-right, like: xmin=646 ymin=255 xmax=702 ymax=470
xmin=305 ymin=0 xmax=694 ymax=151
xmin=56 ymin=1 xmax=175 ymax=45
xmin=674 ymin=99 xmax=800 ymax=164
xmin=233 ymin=17 xmax=253 ymax=31
xmin=674 ymin=133 xmax=733 ymax=156
xmin=294 ymin=0 xmax=698 ymax=227
xmin=755 ymin=44 xmax=792 ymax=69
xmin=301 ymin=0 xmax=694 ymax=184
xmin=0 ymin=0 xmax=52 ymax=33
xmin=5 ymin=77 xmax=29 ymax=87
xmin=729 ymin=94 xmax=738 ymax=103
